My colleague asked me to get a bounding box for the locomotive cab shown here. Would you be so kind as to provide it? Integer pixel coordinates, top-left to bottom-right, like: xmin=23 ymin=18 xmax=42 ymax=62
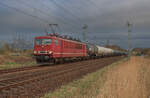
xmin=34 ymin=36 xmax=54 ymax=63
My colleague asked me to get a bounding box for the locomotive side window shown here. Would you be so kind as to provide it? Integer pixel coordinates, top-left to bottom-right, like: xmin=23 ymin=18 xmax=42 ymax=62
xmin=55 ymin=39 xmax=58 ymax=46
xmin=60 ymin=40 xmax=62 ymax=47
xmin=43 ymin=39 xmax=52 ymax=45
xmin=35 ymin=39 xmax=52 ymax=45
xmin=35 ymin=39 xmax=42 ymax=45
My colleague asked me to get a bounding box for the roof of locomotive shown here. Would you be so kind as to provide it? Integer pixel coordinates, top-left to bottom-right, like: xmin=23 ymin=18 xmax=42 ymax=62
xmin=35 ymin=35 xmax=86 ymax=45
xmin=35 ymin=36 xmax=51 ymax=39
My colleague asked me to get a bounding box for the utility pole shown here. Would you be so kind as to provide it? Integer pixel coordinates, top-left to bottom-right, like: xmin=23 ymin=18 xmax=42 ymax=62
xmin=82 ymin=24 xmax=88 ymax=42
xmin=107 ymin=39 xmax=110 ymax=46
xmin=127 ymin=21 xmax=132 ymax=57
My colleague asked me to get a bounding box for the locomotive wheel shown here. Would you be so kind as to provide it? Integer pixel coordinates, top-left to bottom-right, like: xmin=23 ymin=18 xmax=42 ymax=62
xmin=36 ymin=59 xmax=42 ymax=64
xmin=53 ymin=59 xmax=61 ymax=64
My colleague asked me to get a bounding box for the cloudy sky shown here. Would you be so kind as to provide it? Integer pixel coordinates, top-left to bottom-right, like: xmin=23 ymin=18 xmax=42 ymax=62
xmin=0 ymin=0 xmax=150 ymax=49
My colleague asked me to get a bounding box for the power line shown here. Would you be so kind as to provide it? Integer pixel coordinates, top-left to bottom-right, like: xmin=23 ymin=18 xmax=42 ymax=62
xmin=87 ymin=0 xmax=100 ymax=9
xmin=49 ymin=0 xmax=82 ymax=25
xmin=17 ymin=0 xmax=69 ymax=25
xmin=58 ymin=0 xmax=102 ymax=23
xmin=1 ymin=0 xmax=106 ymax=36
xmin=38 ymin=0 xmax=81 ymax=26
xmin=33 ymin=0 xmax=82 ymax=30
xmin=0 ymin=1 xmax=49 ymax=23
xmin=34 ymin=0 xmax=82 ymax=30
xmin=84 ymin=0 xmax=102 ymax=16
xmin=56 ymin=0 xmax=87 ymax=20
xmin=0 ymin=1 xmax=82 ymax=33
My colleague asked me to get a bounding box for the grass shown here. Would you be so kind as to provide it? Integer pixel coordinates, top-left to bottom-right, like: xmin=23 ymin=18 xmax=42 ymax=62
xmin=0 ymin=49 xmax=5 ymax=54
xmin=0 ymin=61 xmax=36 ymax=70
xmin=139 ymin=63 xmax=150 ymax=97
xmin=144 ymin=55 xmax=150 ymax=59
xmin=146 ymin=69 xmax=150 ymax=97
xmin=0 ymin=48 xmax=35 ymax=70
xmin=42 ymin=58 xmax=128 ymax=98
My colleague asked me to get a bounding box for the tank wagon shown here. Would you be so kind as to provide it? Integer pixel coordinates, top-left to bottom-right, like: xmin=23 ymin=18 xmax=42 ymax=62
xmin=33 ymin=33 xmax=126 ymax=64
xmin=86 ymin=43 xmax=124 ymax=58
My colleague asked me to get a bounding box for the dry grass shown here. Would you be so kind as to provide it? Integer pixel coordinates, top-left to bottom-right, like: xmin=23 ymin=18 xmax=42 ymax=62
xmin=0 ymin=49 xmax=35 ymax=69
xmin=145 ymin=69 xmax=150 ymax=97
xmin=42 ymin=58 xmax=127 ymax=98
xmin=98 ymin=56 xmax=150 ymax=98
xmin=0 ymin=61 xmax=36 ymax=70
xmin=139 ymin=57 xmax=150 ymax=97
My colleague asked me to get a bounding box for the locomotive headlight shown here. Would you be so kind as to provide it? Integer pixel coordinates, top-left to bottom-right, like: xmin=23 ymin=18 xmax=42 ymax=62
xmin=34 ymin=51 xmax=37 ymax=54
xmin=48 ymin=51 xmax=52 ymax=54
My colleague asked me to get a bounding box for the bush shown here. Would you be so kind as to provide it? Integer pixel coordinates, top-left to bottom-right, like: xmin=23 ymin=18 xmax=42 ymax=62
xmin=0 ymin=43 xmax=11 ymax=54
xmin=0 ymin=49 xmax=5 ymax=54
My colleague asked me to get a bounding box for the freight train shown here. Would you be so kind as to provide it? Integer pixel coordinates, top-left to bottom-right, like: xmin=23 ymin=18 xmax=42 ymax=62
xmin=33 ymin=33 xmax=126 ymax=63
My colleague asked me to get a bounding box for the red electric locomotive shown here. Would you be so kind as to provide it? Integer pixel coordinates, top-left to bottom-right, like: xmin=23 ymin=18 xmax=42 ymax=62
xmin=34 ymin=34 xmax=87 ymax=63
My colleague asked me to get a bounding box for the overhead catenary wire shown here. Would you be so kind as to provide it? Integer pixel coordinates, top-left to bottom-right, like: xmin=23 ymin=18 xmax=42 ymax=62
xmin=83 ymin=0 xmax=102 ymax=17
xmin=17 ymin=0 xmax=79 ymax=26
xmin=49 ymin=0 xmax=83 ymax=25
xmin=86 ymin=0 xmax=100 ymax=10
xmin=0 ymin=1 xmax=82 ymax=33
xmin=60 ymin=0 xmax=100 ymax=17
xmin=55 ymin=0 xmax=102 ymax=31
xmin=0 ymin=0 xmax=102 ymax=26
xmin=0 ymin=1 xmax=52 ymax=44
xmin=0 ymin=1 xmax=49 ymax=23
xmin=30 ymin=0 xmax=82 ymax=31
xmin=38 ymin=0 xmax=83 ymax=32
xmin=0 ymin=0 xmax=104 ymax=37
xmin=38 ymin=0 xmax=82 ymax=27
xmin=54 ymin=0 xmax=87 ymax=20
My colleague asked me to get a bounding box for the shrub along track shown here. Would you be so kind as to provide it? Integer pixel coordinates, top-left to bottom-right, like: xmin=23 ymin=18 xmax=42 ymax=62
xmin=0 ymin=56 xmax=124 ymax=98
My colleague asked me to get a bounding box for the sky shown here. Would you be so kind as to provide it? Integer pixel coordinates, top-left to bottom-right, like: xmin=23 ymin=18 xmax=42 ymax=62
xmin=0 ymin=0 xmax=150 ymax=49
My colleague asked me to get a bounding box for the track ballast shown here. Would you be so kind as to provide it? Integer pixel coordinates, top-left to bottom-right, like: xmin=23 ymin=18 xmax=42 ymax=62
xmin=0 ymin=56 xmax=125 ymax=97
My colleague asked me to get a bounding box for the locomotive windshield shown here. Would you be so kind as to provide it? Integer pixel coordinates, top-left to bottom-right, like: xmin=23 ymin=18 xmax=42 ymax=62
xmin=35 ymin=39 xmax=52 ymax=45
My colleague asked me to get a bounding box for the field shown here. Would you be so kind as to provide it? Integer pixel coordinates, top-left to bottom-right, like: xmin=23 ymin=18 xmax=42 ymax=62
xmin=43 ymin=56 xmax=150 ymax=98
xmin=98 ymin=56 xmax=150 ymax=98
xmin=0 ymin=49 xmax=35 ymax=69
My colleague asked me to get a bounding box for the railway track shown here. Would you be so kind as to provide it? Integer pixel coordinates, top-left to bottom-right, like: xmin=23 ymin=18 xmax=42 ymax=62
xmin=0 ymin=58 xmax=89 ymax=75
xmin=0 ymin=61 xmax=100 ymax=90
xmin=0 ymin=56 xmax=115 ymax=75
xmin=0 ymin=56 xmax=124 ymax=97
xmin=0 ymin=66 xmax=41 ymax=75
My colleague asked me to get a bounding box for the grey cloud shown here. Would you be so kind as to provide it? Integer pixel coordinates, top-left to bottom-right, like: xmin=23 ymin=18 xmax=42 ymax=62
xmin=0 ymin=0 xmax=150 ymax=49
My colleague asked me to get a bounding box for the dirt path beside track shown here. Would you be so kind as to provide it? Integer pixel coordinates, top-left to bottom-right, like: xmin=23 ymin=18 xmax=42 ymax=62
xmin=98 ymin=56 xmax=150 ymax=98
